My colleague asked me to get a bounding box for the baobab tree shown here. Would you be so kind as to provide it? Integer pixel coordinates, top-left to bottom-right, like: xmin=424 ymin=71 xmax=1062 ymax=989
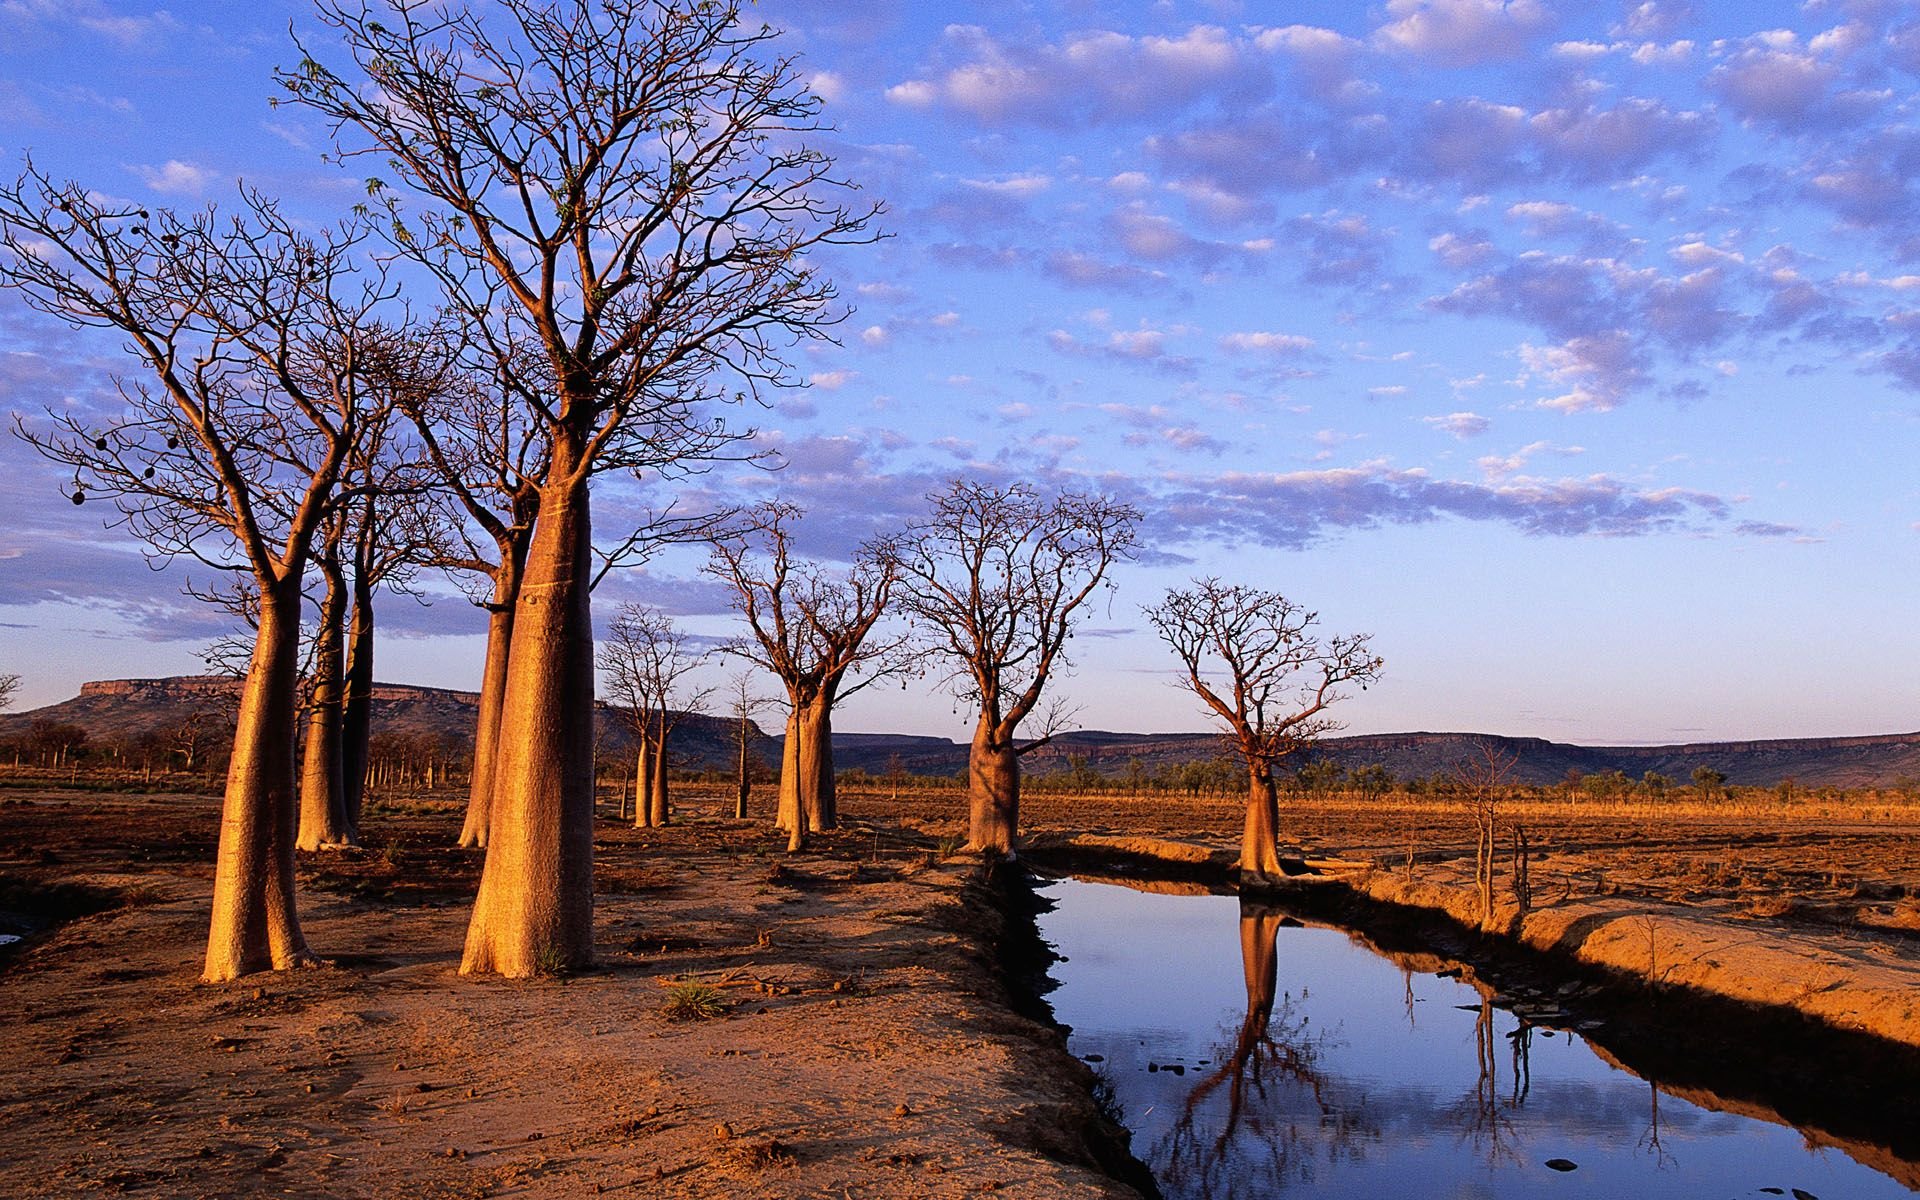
xmin=337 ymin=384 xmax=443 ymax=831
xmin=401 ymin=350 xmax=544 ymax=851
xmin=297 ymin=507 xmax=358 ymax=851
xmin=1145 ymin=579 xmax=1382 ymax=882
xmin=882 ymin=482 xmax=1140 ymax=854
xmin=410 ymin=342 xmax=734 ymax=850
xmin=297 ymin=432 xmax=440 ymax=851
xmin=1 ymin=168 xmax=392 ymax=981
xmin=284 ymin=1 xmax=877 ymax=975
xmin=707 ymin=503 xmax=904 ymax=851
xmin=599 ymin=602 xmax=712 ymax=828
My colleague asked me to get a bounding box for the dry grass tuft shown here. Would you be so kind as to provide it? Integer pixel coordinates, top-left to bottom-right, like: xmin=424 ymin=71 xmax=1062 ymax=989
xmin=659 ymin=981 xmax=729 ymax=1022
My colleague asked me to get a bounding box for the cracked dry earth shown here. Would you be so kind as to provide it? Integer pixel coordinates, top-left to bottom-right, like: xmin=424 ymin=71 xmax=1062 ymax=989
xmin=0 ymin=790 xmax=1141 ymax=1199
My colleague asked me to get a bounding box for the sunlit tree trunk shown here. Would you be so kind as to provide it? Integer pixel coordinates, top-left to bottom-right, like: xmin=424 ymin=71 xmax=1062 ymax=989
xmin=774 ymin=709 xmax=804 ymax=850
xmin=204 ymin=581 xmax=314 ymax=982
xmin=460 ymin=461 xmax=595 ymax=978
xmin=632 ymin=737 xmax=654 ymax=829
xmin=967 ymin=717 xmax=1020 ymax=854
xmin=341 ymin=572 xmax=375 ymax=829
xmin=298 ymin=559 xmax=355 ymax=851
xmin=458 ymin=553 xmax=522 ymax=849
xmin=1240 ymin=762 xmax=1285 ymax=880
xmin=648 ymin=710 xmax=670 ymax=827
xmin=796 ymin=694 xmax=836 ymax=833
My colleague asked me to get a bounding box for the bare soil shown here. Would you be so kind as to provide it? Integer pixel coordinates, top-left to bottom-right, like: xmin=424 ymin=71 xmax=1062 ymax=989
xmin=0 ymin=786 xmax=1143 ymax=1199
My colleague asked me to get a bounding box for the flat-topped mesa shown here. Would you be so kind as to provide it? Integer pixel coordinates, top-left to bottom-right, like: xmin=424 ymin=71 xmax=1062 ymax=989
xmin=79 ymin=676 xmax=240 ymax=699
xmin=79 ymin=676 xmax=479 ymax=705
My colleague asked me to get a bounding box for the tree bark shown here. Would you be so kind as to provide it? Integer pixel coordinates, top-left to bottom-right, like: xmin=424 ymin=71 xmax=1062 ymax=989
xmin=796 ymin=695 xmax=836 ymax=833
xmin=1239 ymin=763 xmax=1285 ymax=880
xmin=648 ymin=712 xmax=670 ymax=827
xmin=341 ymin=572 xmax=374 ymax=830
xmin=777 ymin=709 xmax=803 ymax=838
xmin=458 ymin=553 xmax=522 ymax=849
xmin=460 ymin=465 xmax=595 ymax=978
xmin=966 ymin=719 xmax=1020 ymax=854
xmin=297 ymin=560 xmax=355 ymax=851
xmin=204 ymin=581 xmax=314 ymax=982
xmin=632 ymin=738 xmax=654 ymax=829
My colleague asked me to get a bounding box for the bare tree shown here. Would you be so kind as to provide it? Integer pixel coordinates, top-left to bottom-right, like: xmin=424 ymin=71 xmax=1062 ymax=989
xmin=401 ymin=350 xmax=544 ymax=850
xmin=707 ymin=503 xmax=904 ymax=851
xmin=337 ymin=377 xmax=444 ymax=832
xmin=0 ymin=673 xmax=18 ymax=712
xmin=296 ymin=435 xmax=439 ymax=851
xmin=1145 ymin=580 xmax=1383 ymax=881
xmin=2 ymin=167 xmax=392 ymax=981
xmin=1451 ymin=739 xmax=1518 ymax=932
xmin=406 ymin=337 xmax=730 ymax=848
xmin=283 ymin=0 xmax=876 ymax=976
xmin=722 ymin=669 xmax=775 ymax=820
xmin=297 ymin=506 xmax=358 ymax=850
xmin=882 ymin=481 xmax=1140 ymax=854
xmin=599 ymin=603 xmax=712 ymax=828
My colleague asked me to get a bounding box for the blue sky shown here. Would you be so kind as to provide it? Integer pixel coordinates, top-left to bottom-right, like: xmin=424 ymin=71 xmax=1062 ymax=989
xmin=2 ymin=0 xmax=1919 ymax=745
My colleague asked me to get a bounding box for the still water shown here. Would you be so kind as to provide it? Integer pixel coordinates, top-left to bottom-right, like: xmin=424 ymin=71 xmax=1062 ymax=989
xmin=1034 ymin=876 xmax=1917 ymax=1199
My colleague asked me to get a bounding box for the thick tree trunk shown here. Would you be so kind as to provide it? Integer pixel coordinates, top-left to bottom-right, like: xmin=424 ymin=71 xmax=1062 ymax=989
xmin=648 ymin=715 xmax=670 ymax=827
xmin=797 ymin=696 xmax=836 ymax=833
xmin=734 ymin=716 xmax=751 ymax=820
xmin=459 ymin=554 xmax=524 ymax=849
xmin=297 ymin=563 xmax=355 ymax=851
xmin=632 ymin=738 xmax=654 ymax=828
xmin=341 ymin=575 xmax=375 ymax=829
xmin=777 ymin=708 xmax=802 ymax=836
xmin=460 ymin=467 xmax=595 ymax=978
xmin=966 ymin=719 xmax=1020 ymax=854
xmin=1239 ymin=763 xmax=1285 ymax=880
xmin=204 ymin=582 xmax=314 ymax=982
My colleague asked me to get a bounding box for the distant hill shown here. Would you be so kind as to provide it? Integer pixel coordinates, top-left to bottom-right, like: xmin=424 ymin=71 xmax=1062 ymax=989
xmin=0 ymin=676 xmax=776 ymax=772
xmin=5 ymin=676 xmax=1920 ymax=788
xmin=809 ymin=726 xmax=1920 ymax=790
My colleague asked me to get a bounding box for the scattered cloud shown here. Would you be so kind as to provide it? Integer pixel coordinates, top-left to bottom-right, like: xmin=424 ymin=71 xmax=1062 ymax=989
xmin=1373 ymin=0 xmax=1555 ymax=67
xmin=128 ymin=159 xmax=213 ymax=196
xmin=1424 ymin=411 xmax=1490 ymax=438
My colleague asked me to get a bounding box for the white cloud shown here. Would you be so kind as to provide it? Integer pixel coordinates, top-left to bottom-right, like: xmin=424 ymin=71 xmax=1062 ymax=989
xmin=884 ymin=80 xmax=937 ymax=108
xmin=1374 ymin=0 xmax=1553 ymax=67
xmin=808 ymin=71 xmax=846 ymax=103
xmin=1220 ymin=330 xmax=1315 ymax=354
xmin=128 ymin=159 xmax=212 ymax=196
xmin=1424 ymin=411 xmax=1491 ymax=438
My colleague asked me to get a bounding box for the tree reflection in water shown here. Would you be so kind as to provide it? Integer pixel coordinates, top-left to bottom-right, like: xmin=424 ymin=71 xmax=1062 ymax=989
xmin=1154 ymin=901 xmax=1381 ymax=1198
xmin=1448 ymin=995 xmax=1524 ymax=1167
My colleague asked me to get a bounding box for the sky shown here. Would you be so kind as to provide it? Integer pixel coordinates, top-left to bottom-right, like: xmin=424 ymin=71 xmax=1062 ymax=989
xmin=2 ymin=0 xmax=1919 ymax=746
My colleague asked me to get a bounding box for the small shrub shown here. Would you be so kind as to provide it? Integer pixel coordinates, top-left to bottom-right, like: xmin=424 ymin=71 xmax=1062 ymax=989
xmin=935 ymin=835 xmax=964 ymax=859
xmin=661 ymin=981 xmax=729 ymax=1021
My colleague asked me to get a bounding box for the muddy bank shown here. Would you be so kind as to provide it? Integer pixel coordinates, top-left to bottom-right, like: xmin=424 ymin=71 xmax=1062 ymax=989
xmin=1023 ymin=830 xmax=1920 ymax=1178
xmin=0 ymin=792 xmax=1150 ymax=1199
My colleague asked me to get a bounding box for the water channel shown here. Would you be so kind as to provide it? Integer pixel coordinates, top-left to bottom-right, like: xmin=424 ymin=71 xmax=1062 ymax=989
xmin=1033 ymin=875 xmax=1918 ymax=1199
